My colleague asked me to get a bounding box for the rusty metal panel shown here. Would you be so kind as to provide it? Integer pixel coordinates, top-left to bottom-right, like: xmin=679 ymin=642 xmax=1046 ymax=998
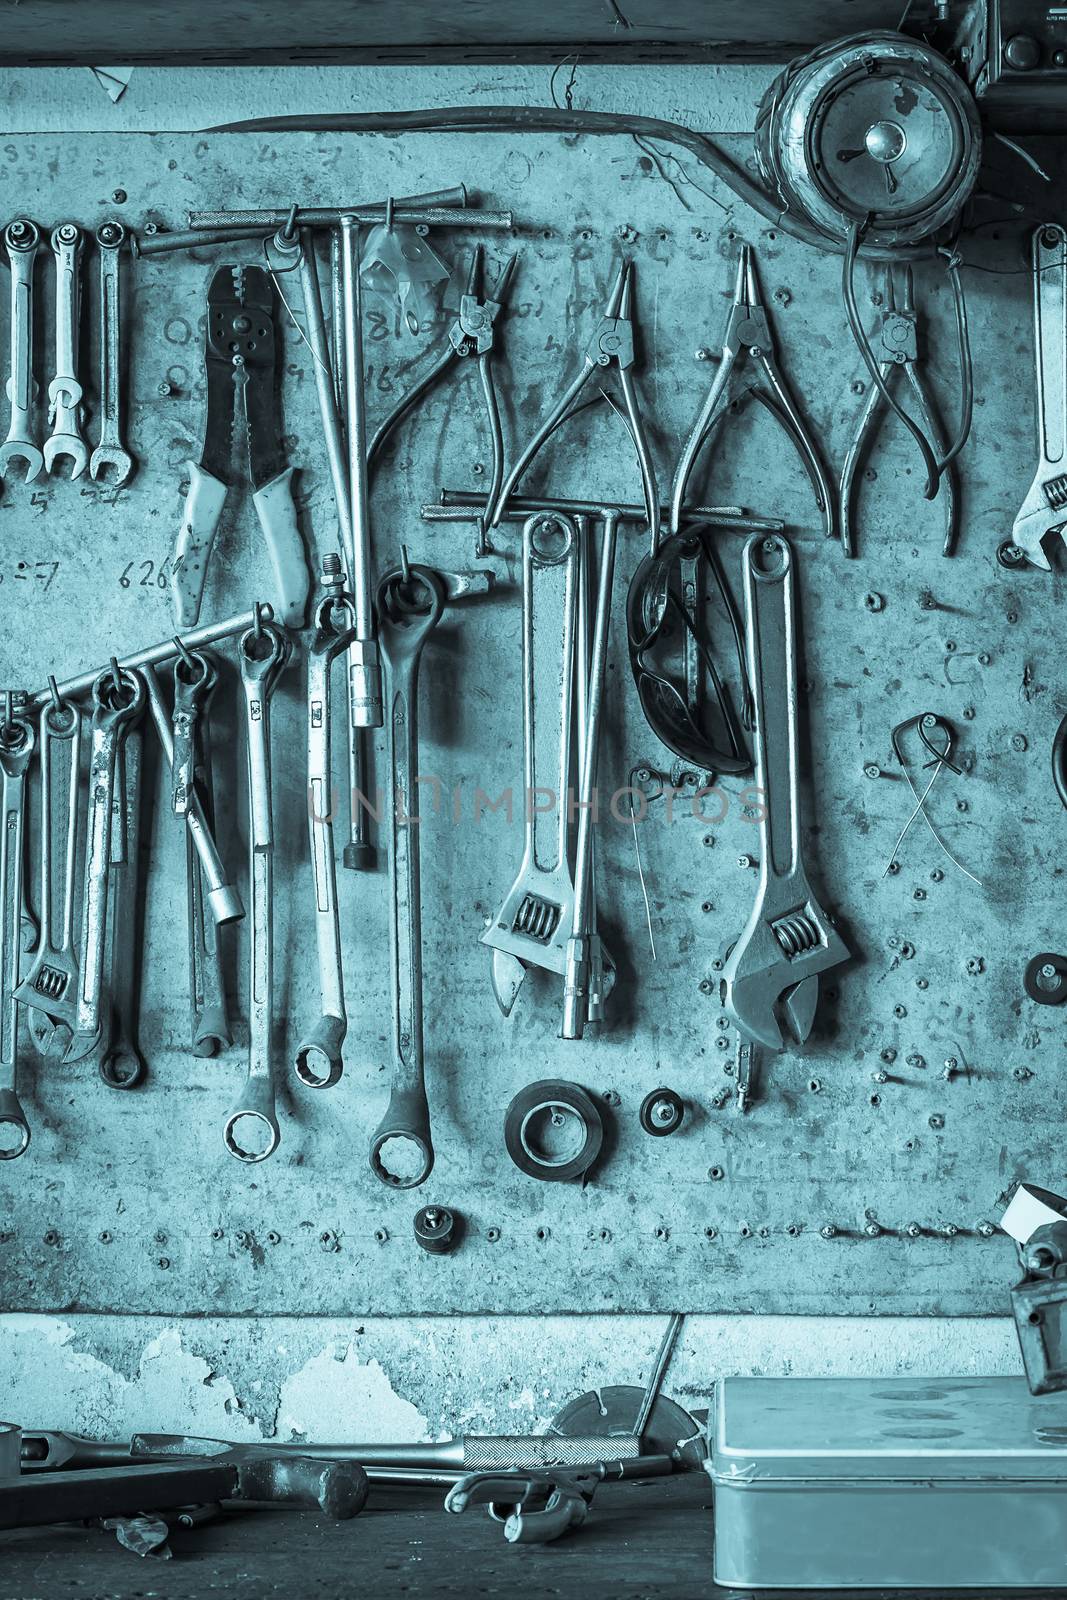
xmin=0 ymin=130 xmax=1049 ymax=1315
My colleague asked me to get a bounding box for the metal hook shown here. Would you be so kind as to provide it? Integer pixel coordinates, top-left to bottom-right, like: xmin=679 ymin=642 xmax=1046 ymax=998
xmin=253 ymin=601 xmax=263 ymax=641
xmin=47 ymin=674 xmax=62 ymax=714
xmin=110 ymin=656 xmax=122 ymax=695
xmin=1 ymin=689 xmax=12 ymax=739
xmin=891 ymin=711 xmax=961 ymax=776
xmin=172 ymin=634 xmax=197 ymax=673
xmin=400 ymin=544 xmax=412 ymax=585
xmin=281 ymin=203 xmax=299 ymax=244
xmin=385 ymin=195 xmax=395 ymax=233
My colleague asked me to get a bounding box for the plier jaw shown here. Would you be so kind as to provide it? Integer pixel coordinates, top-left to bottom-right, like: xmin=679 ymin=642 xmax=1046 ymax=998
xmin=449 ymin=247 xmax=517 ymax=357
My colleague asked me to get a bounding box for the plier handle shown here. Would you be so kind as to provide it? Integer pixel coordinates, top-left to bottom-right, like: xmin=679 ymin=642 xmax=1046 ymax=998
xmin=839 ymin=266 xmax=957 ymax=558
xmin=489 ymin=260 xmax=659 ymax=548
xmin=669 ymin=245 xmax=833 ymax=543
xmin=368 ymin=246 xmax=516 ymax=526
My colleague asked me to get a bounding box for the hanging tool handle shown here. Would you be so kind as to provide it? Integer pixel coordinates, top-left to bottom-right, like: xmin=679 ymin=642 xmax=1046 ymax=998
xmin=1034 ymin=224 xmax=1067 ymax=474
xmin=173 ymin=461 xmax=228 ymax=628
xmin=252 ymin=467 xmax=310 ymax=628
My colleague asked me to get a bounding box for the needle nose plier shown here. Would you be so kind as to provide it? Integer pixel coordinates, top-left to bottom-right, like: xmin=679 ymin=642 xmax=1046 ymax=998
xmin=172 ymin=265 xmax=310 ymax=629
xmin=669 ymin=245 xmax=833 ymax=543
xmin=490 ymin=259 xmax=659 ymax=547
xmin=839 ymin=265 xmax=958 ymax=559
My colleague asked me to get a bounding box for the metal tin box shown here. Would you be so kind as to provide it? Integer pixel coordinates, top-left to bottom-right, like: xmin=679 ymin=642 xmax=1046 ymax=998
xmin=709 ymin=1376 xmax=1067 ymax=1590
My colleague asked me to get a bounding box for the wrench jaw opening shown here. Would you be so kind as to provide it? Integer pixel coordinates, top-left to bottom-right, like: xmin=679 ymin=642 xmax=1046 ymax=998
xmin=1009 ymin=488 xmax=1066 ymax=572
xmin=0 ymin=443 xmax=44 ymax=484
xmin=0 ymin=1088 xmax=31 ymax=1161
xmin=223 ymin=1078 xmax=281 ymax=1165
xmin=722 ymin=905 xmax=850 ymax=1053
xmin=295 ymin=1014 xmax=346 ymax=1090
xmin=370 ymin=1097 xmax=435 ymax=1191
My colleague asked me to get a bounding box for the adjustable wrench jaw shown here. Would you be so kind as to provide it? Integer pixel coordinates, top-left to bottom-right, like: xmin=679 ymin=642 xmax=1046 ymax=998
xmin=722 ymin=892 xmax=850 ymax=1052
xmin=1010 ymin=481 xmax=1066 ymax=571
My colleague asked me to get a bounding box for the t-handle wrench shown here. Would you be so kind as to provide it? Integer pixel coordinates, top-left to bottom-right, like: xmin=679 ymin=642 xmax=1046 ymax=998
xmin=0 ymin=713 xmax=36 ymax=1158
xmin=296 ymin=575 xmax=356 ymax=1090
xmin=1012 ymin=224 xmax=1067 ymax=570
xmin=371 ymin=564 xmax=446 ymax=1189
xmin=88 ymin=221 xmax=134 ymax=488
xmin=0 ymin=218 xmax=43 ymax=484
xmin=43 ymin=223 xmax=88 ymax=480
xmin=225 ymin=620 xmax=288 ymax=1162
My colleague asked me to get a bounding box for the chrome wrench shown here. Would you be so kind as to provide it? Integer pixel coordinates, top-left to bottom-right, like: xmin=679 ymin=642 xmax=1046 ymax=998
xmin=65 ymin=667 xmax=145 ymax=1062
xmin=371 ymin=565 xmax=446 ymax=1189
xmin=1012 ymin=224 xmax=1067 ymax=570
xmin=99 ymin=726 xmax=146 ymax=1089
xmin=721 ymin=535 xmax=851 ymax=1062
xmin=0 ymin=218 xmax=43 ymax=483
xmin=0 ymin=713 xmax=36 ymax=1158
xmin=14 ymin=696 xmax=83 ymax=1055
xmin=225 ymin=621 xmax=288 ymax=1162
xmin=295 ymin=573 xmax=356 ymax=1090
xmin=89 ymin=220 xmax=134 ymax=488
xmin=178 ymin=652 xmax=231 ymax=1057
xmin=481 ymin=514 xmax=578 ymax=1017
xmin=44 ymin=223 xmax=88 ymax=480
xmin=171 ymin=647 xmax=216 ymax=817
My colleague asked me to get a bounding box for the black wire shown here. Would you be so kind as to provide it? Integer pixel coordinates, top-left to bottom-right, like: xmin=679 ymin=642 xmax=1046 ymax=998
xmin=935 ymin=246 xmax=973 ymax=474
xmin=1054 ymin=712 xmax=1067 ymax=811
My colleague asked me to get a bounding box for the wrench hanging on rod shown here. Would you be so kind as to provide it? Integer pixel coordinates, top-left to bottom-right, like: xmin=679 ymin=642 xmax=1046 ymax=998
xmin=0 ymin=710 xmax=36 ymax=1158
xmin=1011 ymin=223 xmax=1067 ymax=570
xmin=98 ymin=724 xmax=146 ymax=1090
xmin=89 ymin=220 xmax=134 ymax=488
xmin=340 ymin=213 xmax=383 ymax=732
xmin=0 ymin=218 xmax=43 ymax=484
xmin=44 ymin=223 xmax=88 ymax=480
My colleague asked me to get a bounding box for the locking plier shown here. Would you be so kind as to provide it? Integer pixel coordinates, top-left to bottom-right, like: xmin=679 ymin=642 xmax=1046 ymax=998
xmin=172 ymin=265 xmax=310 ymax=629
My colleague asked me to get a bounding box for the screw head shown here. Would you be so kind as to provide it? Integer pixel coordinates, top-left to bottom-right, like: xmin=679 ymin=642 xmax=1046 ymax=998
xmin=112 ymin=189 xmax=128 ymax=204
xmin=1011 ymin=733 xmax=1028 ymax=753
xmin=820 ymin=1224 xmax=838 ymax=1239
xmin=863 ymin=592 xmax=885 ymax=613
xmin=864 ymin=762 xmax=881 ymax=779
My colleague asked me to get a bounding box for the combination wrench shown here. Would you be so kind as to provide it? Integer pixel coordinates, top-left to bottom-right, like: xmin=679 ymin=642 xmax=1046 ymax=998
xmin=225 ymin=620 xmax=288 ymax=1163
xmin=371 ymin=564 xmax=446 ymax=1189
xmin=44 ymin=223 xmax=88 ymax=480
xmin=1012 ymin=224 xmax=1067 ymax=570
xmin=89 ymin=220 xmax=134 ymax=488
xmin=0 ymin=218 xmax=43 ymax=483
xmin=171 ymin=646 xmax=216 ymax=817
xmin=65 ymin=667 xmax=145 ymax=1062
xmin=482 ymin=514 xmax=579 ymax=1017
xmin=721 ymin=535 xmax=851 ymax=1096
xmin=0 ymin=713 xmax=36 ymax=1158
xmin=14 ymin=696 xmax=84 ymax=1056
xmin=99 ymin=726 xmax=146 ymax=1089
xmin=296 ymin=570 xmax=356 ymax=1090
xmin=176 ymin=650 xmax=231 ymax=1057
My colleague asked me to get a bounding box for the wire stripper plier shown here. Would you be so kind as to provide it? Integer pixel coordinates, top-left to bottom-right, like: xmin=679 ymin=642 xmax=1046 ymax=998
xmin=840 ymin=265 xmax=957 ymax=559
xmin=368 ymin=247 xmax=516 ymax=533
xmin=172 ymin=265 xmax=310 ymax=628
xmin=669 ymin=245 xmax=833 ymax=543
xmin=489 ymin=259 xmax=658 ymax=545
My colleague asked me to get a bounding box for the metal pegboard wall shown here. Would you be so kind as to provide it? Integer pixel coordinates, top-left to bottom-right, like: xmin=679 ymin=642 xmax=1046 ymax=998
xmin=0 ymin=131 xmax=1056 ymax=1315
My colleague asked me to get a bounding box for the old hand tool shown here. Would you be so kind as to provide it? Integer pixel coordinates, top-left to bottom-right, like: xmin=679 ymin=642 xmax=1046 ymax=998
xmin=44 ymin=222 xmax=88 ymax=479
xmin=0 ymin=218 xmax=43 ymax=483
xmin=89 ymin=220 xmax=134 ymax=488
xmin=340 ymin=214 xmax=384 ymax=730
xmin=170 ymin=645 xmax=216 ymax=818
xmin=491 ymin=260 xmax=658 ymax=547
xmin=445 ymin=1454 xmax=673 ymax=1544
xmin=66 ymin=666 xmax=145 ymax=1063
xmin=840 ymin=266 xmax=956 ymax=558
xmin=225 ymin=618 xmax=288 ymax=1161
xmin=14 ymin=694 xmax=83 ymax=1055
xmin=482 ymin=514 xmax=578 ymax=1017
xmin=370 ymin=246 xmax=517 ymax=555
xmin=371 ymin=562 xmax=446 ymax=1188
xmin=296 ymin=559 xmax=356 ymax=1090
xmin=1011 ymin=224 xmax=1067 ymax=570
xmin=0 ymin=1453 xmax=368 ymax=1528
xmin=172 ymin=265 xmax=309 ymax=628
xmin=721 ymin=535 xmax=850 ymax=1077
xmin=176 ymin=650 xmax=232 ymax=1056
xmin=99 ymin=724 xmax=146 ymax=1089
xmin=670 ymin=245 xmax=833 ymax=541
xmin=0 ymin=709 xmax=35 ymax=1157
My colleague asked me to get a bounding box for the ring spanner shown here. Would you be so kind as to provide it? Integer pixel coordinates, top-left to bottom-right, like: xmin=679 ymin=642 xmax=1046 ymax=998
xmin=0 ymin=714 xmax=36 ymax=1157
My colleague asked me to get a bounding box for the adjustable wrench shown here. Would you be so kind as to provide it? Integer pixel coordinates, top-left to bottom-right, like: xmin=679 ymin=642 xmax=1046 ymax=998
xmin=44 ymin=223 xmax=88 ymax=480
xmin=1012 ymin=225 xmax=1067 ymax=570
xmin=65 ymin=667 xmax=145 ymax=1062
xmin=296 ymin=575 xmax=356 ymax=1090
xmin=482 ymin=514 xmax=578 ymax=1017
xmin=224 ymin=621 xmax=288 ymax=1162
xmin=99 ymin=726 xmax=146 ymax=1089
xmin=0 ymin=714 xmax=36 ymax=1158
xmin=0 ymin=218 xmax=43 ymax=483
xmin=721 ymin=535 xmax=850 ymax=1070
xmin=89 ymin=220 xmax=134 ymax=488
xmin=14 ymin=697 xmax=83 ymax=1056
xmin=371 ymin=565 xmax=446 ymax=1189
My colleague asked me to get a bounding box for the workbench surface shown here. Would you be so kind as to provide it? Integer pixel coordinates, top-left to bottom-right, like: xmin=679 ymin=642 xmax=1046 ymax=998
xmin=1 ymin=1475 xmax=1065 ymax=1598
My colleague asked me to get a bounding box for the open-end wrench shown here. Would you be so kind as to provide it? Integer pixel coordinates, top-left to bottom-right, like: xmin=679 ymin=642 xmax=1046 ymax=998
xmin=224 ymin=620 xmax=288 ymax=1162
xmin=371 ymin=564 xmax=446 ymax=1189
xmin=721 ymin=535 xmax=851 ymax=1073
xmin=99 ymin=727 xmax=146 ymax=1089
xmin=14 ymin=697 xmax=83 ymax=1055
xmin=143 ymin=666 xmax=243 ymax=926
xmin=296 ymin=571 xmax=356 ymax=1090
xmin=0 ymin=219 xmax=43 ymax=484
xmin=65 ymin=667 xmax=145 ymax=1063
xmin=43 ymin=223 xmax=88 ymax=480
xmin=481 ymin=514 xmax=578 ymax=1017
xmin=0 ymin=713 xmax=36 ymax=1158
xmin=89 ymin=220 xmax=134 ymax=488
xmin=1011 ymin=225 xmax=1067 ymax=570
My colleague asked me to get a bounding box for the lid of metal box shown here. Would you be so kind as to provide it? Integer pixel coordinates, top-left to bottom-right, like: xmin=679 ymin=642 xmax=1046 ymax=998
xmin=711 ymin=1376 xmax=1067 ymax=1484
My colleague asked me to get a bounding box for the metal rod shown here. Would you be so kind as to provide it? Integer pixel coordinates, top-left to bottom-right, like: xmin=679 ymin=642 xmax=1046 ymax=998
xmin=631 ymin=1312 xmax=685 ymax=1441
xmin=133 ymin=225 xmax=297 ymax=258
xmin=186 ymin=206 xmax=510 ymax=233
xmin=296 ymin=229 xmax=352 ymax=572
xmin=428 ymin=490 xmax=784 ymax=531
xmin=189 ymin=187 xmax=468 ymax=227
xmin=342 ymin=216 xmax=372 ymax=641
xmin=30 ymin=606 xmax=274 ymax=709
